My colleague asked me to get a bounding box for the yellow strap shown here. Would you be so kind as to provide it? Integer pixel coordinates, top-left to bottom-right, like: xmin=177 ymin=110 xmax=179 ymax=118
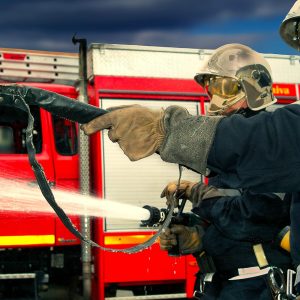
xmin=280 ymin=230 xmax=291 ymax=252
xmin=253 ymin=244 xmax=269 ymax=268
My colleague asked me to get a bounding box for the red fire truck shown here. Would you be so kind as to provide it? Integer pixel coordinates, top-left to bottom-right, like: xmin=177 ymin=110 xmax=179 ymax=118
xmin=0 ymin=43 xmax=299 ymax=300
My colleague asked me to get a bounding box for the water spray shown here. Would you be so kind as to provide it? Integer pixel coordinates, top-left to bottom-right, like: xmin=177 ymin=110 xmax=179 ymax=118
xmin=0 ymin=178 xmax=151 ymax=221
xmin=0 ymin=84 xmax=180 ymax=253
xmin=0 ymin=85 xmax=202 ymax=255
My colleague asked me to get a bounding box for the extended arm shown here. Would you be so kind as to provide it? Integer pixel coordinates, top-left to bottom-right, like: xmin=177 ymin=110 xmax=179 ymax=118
xmin=82 ymin=103 xmax=300 ymax=192
xmin=191 ymin=187 xmax=289 ymax=242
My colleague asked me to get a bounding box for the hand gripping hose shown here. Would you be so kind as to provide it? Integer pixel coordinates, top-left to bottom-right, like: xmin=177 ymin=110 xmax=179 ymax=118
xmin=1 ymin=85 xmax=175 ymax=253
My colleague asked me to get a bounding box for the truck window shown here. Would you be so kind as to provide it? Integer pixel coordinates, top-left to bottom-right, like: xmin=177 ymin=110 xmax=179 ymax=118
xmin=0 ymin=106 xmax=42 ymax=154
xmin=52 ymin=116 xmax=78 ymax=156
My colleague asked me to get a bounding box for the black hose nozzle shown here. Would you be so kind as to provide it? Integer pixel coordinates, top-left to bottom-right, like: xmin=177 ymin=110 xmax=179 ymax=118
xmin=141 ymin=205 xmax=168 ymax=227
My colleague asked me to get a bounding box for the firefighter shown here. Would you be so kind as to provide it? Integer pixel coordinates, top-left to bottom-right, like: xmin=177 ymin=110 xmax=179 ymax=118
xmin=81 ymin=44 xmax=300 ymax=297
xmin=160 ymin=45 xmax=292 ymax=299
xmin=160 ymin=181 xmax=291 ymax=300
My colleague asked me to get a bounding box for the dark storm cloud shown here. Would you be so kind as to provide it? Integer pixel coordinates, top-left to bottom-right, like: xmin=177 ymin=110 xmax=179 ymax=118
xmin=1 ymin=0 xmax=294 ymax=31
xmin=0 ymin=0 xmax=296 ymax=51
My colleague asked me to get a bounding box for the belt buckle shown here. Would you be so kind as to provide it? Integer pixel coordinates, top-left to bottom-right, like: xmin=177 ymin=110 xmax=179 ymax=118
xmin=193 ymin=278 xmax=205 ymax=300
xmin=193 ymin=273 xmax=215 ymax=299
xmin=268 ymin=267 xmax=288 ymax=300
xmin=287 ymin=269 xmax=296 ymax=299
xmin=193 ymin=290 xmax=204 ymax=300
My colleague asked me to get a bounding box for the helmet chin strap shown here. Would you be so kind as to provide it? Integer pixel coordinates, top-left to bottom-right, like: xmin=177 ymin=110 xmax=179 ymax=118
xmin=224 ymin=97 xmax=248 ymax=116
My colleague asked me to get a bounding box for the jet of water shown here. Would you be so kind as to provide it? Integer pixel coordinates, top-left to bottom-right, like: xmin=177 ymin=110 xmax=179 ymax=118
xmin=0 ymin=178 xmax=150 ymax=221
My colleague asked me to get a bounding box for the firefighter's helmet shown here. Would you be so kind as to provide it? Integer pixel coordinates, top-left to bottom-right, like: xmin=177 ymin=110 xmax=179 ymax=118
xmin=280 ymin=0 xmax=300 ymax=50
xmin=194 ymin=44 xmax=276 ymax=115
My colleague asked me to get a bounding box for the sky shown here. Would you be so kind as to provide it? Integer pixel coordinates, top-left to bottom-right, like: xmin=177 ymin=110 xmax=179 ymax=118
xmin=0 ymin=0 xmax=298 ymax=55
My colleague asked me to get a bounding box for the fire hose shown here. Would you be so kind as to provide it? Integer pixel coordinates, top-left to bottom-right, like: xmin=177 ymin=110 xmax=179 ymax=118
xmin=1 ymin=84 xmax=294 ymax=256
xmin=0 ymin=84 xmax=176 ymax=254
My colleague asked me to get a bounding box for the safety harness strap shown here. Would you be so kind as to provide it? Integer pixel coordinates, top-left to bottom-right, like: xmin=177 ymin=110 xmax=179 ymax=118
xmin=253 ymin=243 xmax=269 ymax=268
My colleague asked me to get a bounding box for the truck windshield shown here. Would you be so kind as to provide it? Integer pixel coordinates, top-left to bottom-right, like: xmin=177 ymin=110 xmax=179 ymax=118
xmin=0 ymin=106 xmax=42 ymax=154
xmin=52 ymin=116 xmax=78 ymax=156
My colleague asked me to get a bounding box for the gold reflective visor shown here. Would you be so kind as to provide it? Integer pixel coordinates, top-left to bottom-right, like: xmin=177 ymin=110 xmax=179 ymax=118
xmin=204 ymin=76 xmax=245 ymax=115
xmin=204 ymin=76 xmax=240 ymax=99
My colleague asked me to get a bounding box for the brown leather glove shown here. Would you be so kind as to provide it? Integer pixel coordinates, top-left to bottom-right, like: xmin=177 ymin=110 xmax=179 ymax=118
xmin=159 ymin=225 xmax=203 ymax=255
xmin=81 ymin=104 xmax=221 ymax=175
xmin=159 ymin=227 xmax=177 ymax=251
xmin=189 ymin=183 xmax=227 ymax=208
xmin=81 ymin=104 xmax=165 ymax=161
xmin=160 ymin=180 xmax=198 ymax=207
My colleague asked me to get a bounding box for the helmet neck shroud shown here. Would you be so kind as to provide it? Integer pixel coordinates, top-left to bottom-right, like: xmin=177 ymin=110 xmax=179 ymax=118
xmin=237 ymin=64 xmax=275 ymax=111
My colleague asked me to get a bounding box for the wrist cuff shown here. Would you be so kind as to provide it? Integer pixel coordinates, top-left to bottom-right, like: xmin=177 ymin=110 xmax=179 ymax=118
xmin=159 ymin=106 xmax=223 ymax=174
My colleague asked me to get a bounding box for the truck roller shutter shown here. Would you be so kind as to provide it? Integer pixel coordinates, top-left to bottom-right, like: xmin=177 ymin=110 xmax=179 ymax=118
xmin=101 ymin=99 xmax=201 ymax=231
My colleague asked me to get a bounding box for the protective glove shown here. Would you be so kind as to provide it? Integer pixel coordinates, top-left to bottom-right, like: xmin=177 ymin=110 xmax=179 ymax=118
xmin=159 ymin=224 xmax=203 ymax=255
xmin=81 ymin=104 xmax=222 ymax=174
xmin=160 ymin=181 xmax=224 ymax=208
xmin=189 ymin=183 xmax=226 ymax=208
xmin=160 ymin=180 xmax=197 ymax=207
xmin=81 ymin=104 xmax=166 ymax=161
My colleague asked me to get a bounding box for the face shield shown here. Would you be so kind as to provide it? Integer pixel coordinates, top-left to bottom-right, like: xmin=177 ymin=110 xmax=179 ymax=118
xmin=203 ymin=76 xmax=246 ymax=115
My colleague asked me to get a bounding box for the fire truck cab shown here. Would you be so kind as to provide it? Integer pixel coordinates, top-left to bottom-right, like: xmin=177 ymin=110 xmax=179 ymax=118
xmin=0 ymin=44 xmax=299 ymax=299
